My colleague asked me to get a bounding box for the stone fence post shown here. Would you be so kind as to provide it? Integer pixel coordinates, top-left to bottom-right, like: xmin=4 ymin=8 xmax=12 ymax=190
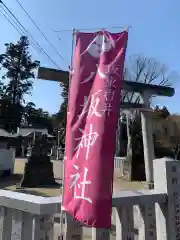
xmin=154 ymin=157 xmax=180 ymax=239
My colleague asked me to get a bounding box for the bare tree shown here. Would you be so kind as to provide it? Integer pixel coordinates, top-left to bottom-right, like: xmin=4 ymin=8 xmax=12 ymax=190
xmin=116 ymin=55 xmax=177 ymax=157
xmin=123 ymin=54 xmax=177 ymax=104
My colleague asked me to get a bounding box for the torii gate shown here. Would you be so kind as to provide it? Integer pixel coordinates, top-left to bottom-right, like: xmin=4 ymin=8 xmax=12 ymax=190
xmin=37 ymin=66 xmax=175 ymax=187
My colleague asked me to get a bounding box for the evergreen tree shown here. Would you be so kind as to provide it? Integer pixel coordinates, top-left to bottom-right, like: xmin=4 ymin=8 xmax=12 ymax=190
xmin=0 ymin=36 xmax=39 ymax=132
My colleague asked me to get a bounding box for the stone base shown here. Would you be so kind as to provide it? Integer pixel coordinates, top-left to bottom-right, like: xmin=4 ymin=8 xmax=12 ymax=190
xmin=20 ymin=160 xmax=57 ymax=188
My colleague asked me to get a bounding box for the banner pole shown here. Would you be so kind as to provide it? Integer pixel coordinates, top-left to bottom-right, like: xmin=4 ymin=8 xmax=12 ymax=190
xmin=70 ymin=28 xmax=76 ymax=77
xmin=59 ymin=27 xmax=76 ymax=239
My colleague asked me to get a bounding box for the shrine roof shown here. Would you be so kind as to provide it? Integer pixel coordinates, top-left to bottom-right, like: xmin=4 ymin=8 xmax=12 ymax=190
xmin=23 ymin=132 xmax=54 ymax=138
xmin=0 ymin=128 xmax=15 ymax=138
xmin=17 ymin=127 xmax=48 ymax=137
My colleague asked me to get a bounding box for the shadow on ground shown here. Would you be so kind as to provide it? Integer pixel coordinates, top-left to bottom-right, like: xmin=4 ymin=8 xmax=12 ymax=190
xmin=0 ymin=174 xmax=23 ymax=189
xmin=0 ymin=173 xmax=62 ymax=197
xmin=14 ymin=182 xmax=62 ymax=197
xmin=13 ymin=189 xmax=54 ymax=197
xmin=16 ymin=181 xmax=62 ymax=189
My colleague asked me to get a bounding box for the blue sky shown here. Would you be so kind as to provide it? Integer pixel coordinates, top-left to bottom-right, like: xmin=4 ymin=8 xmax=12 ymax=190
xmin=0 ymin=0 xmax=180 ymax=114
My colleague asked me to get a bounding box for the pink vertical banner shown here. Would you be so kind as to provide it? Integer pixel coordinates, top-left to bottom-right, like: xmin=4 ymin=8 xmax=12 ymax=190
xmin=63 ymin=31 xmax=128 ymax=228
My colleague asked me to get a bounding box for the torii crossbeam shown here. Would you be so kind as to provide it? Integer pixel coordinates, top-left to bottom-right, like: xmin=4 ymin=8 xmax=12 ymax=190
xmin=38 ymin=67 xmax=174 ymax=98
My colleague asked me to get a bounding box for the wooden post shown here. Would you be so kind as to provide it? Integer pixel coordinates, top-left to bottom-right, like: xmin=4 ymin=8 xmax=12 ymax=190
xmin=64 ymin=212 xmax=82 ymax=240
xmin=138 ymin=203 xmax=157 ymax=239
xmin=92 ymin=228 xmax=110 ymax=240
xmin=116 ymin=206 xmax=135 ymax=239
xmin=0 ymin=207 xmax=12 ymax=240
xmin=21 ymin=144 xmax=25 ymax=157
xmin=34 ymin=215 xmax=54 ymax=240
xmin=141 ymin=92 xmax=154 ymax=187
xmin=154 ymin=157 xmax=180 ymax=239
xmin=21 ymin=212 xmax=34 ymax=240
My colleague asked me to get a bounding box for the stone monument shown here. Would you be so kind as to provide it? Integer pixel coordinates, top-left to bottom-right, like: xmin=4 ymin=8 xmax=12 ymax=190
xmin=20 ymin=133 xmax=57 ymax=187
